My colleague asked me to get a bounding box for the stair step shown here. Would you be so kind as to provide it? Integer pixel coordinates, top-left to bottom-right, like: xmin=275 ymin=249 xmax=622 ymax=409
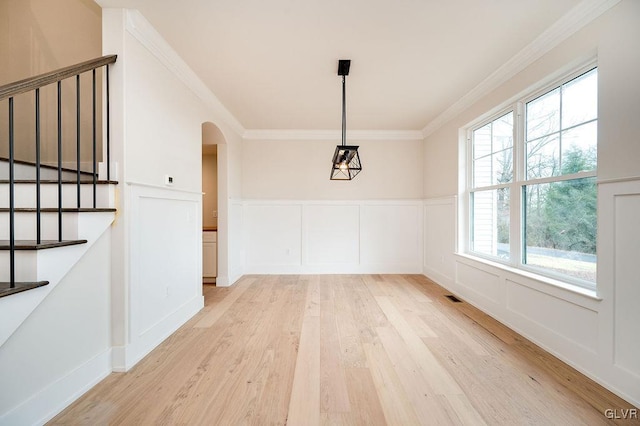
xmin=0 ymin=211 xmax=79 ymax=240
xmin=0 ymin=239 xmax=87 ymax=250
xmin=0 ymin=281 xmax=49 ymax=298
xmin=0 ymin=208 xmax=116 ymax=213
xmin=0 ymin=181 xmax=115 ymax=209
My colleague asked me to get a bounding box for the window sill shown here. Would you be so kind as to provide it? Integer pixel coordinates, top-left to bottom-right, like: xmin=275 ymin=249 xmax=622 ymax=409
xmin=454 ymin=252 xmax=601 ymax=302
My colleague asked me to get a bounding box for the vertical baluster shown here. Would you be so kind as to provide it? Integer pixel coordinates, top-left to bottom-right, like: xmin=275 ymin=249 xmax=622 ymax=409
xmin=106 ymin=65 xmax=111 ymax=182
xmin=8 ymin=98 xmax=15 ymax=287
xmin=35 ymin=89 xmax=41 ymax=244
xmin=57 ymin=81 xmax=63 ymax=242
xmin=92 ymin=69 xmax=97 ymax=208
xmin=76 ymin=75 xmax=81 ymax=208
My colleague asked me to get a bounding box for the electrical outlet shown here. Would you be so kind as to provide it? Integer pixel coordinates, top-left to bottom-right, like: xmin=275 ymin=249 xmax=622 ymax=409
xmin=213 ymin=210 xmax=218 ymax=218
xmin=165 ymin=175 xmax=174 ymax=186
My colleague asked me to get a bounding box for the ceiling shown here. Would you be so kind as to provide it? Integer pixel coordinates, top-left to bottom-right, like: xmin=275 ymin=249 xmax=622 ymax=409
xmin=97 ymin=0 xmax=583 ymax=132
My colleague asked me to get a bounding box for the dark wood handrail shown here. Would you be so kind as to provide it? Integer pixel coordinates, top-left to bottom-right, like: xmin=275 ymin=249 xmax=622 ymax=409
xmin=0 ymin=55 xmax=117 ymax=101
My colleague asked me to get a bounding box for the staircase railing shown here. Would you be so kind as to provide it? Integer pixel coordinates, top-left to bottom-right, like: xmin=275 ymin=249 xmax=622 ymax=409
xmin=0 ymin=54 xmax=116 ymax=292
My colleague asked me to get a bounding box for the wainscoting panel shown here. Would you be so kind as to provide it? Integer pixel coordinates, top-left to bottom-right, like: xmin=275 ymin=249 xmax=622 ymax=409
xmin=506 ymin=280 xmax=598 ymax=352
xmin=127 ymin=183 xmax=203 ymax=369
xmin=244 ymin=203 xmax=302 ymax=268
xmin=613 ymin=192 xmax=640 ymax=377
xmin=423 ymin=197 xmax=456 ymax=284
xmin=360 ymin=203 xmax=422 ymax=270
xmin=228 ymin=200 xmax=245 ymax=285
xmin=242 ymin=200 xmax=423 ymax=274
xmin=456 ymin=261 xmax=502 ymax=304
xmin=135 ymin=196 xmax=200 ymax=334
xmin=304 ymin=204 xmax=360 ymax=265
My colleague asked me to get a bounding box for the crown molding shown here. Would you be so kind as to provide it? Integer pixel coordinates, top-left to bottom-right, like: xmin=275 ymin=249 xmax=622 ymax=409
xmin=124 ymin=10 xmax=245 ymax=136
xmin=242 ymin=129 xmax=425 ymax=141
xmin=421 ymin=0 xmax=621 ymax=138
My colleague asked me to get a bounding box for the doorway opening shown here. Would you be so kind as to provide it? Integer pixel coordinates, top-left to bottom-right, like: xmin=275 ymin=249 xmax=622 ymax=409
xmin=202 ymin=144 xmax=218 ymax=284
xmin=202 ymin=122 xmax=227 ymax=287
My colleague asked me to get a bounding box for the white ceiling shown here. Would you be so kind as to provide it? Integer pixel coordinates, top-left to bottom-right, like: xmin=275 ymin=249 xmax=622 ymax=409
xmin=98 ymin=0 xmax=583 ymax=132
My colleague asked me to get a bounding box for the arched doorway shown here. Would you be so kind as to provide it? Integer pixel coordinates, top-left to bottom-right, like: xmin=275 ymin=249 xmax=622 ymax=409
xmin=202 ymin=122 xmax=229 ymax=286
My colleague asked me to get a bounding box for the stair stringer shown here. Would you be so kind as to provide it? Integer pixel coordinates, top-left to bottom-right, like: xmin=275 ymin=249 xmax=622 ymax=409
xmin=0 ymin=211 xmax=115 ymax=348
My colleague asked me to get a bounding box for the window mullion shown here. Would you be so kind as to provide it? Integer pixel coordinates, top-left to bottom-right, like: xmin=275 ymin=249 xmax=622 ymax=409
xmin=525 ymin=171 xmax=597 ymax=186
xmin=465 ymin=132 xmax=473 ymax=254
xmin=511 ymin=101 xmax=525 ymax=267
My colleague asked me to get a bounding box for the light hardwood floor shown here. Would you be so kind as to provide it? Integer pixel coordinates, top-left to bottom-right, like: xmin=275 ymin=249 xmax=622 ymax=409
xmin=51 ymin=275 xmax=638 ymax=425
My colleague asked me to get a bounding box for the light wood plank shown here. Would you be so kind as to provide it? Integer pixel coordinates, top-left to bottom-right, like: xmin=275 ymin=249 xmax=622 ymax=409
xmin=287 ymin=279 xmax=321 ymax=426
xmin=334 ymin=276 xmax=368 ymax=368
xmin=51 ymin=275 xmax=637 ymax=425
xmin=193 ymin=276 xmax=254 ymax=328
xmin=319 ymin=277 xmax=351 ymax=414
xmin=344 ymin=367 xmax=388 ymax=425
xmin=375 ymin=296 xmax=464 ymax=395
xmin=376 ymin=326 xmax=461 ymax=425
xmin=287 ymin=315 xmax=321 ymax=425
xmin=363 ymin=341 xmax=421 ymax=425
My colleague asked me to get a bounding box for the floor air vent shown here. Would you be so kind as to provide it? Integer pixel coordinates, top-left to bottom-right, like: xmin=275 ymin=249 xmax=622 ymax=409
xmin=445 ymin=294 xmax=462 ymax=303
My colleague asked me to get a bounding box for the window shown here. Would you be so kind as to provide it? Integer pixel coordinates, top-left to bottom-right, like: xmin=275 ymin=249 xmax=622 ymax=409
xmin=467 ymin=67 xmax=598 ymax=289
xmin=470 ymin=112 xmax=513 ymax=259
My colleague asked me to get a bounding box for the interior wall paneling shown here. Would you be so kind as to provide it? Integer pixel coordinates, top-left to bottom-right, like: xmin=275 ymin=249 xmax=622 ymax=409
xmin=126 ymin=183 xmax=204 ymax=371
xmin=242 ymin=200 xmax=423 ymax=274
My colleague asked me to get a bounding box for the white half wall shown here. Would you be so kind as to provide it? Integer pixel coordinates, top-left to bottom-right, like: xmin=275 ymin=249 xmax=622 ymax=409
xmin=242 ymin=200 xmax=423 ymax=274
xmin=113 ymin=183 xmax=204 ymax=371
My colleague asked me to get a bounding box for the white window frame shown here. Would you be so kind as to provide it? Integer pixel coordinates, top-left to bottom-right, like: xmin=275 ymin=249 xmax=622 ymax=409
xmin=462 ymin=61 xmax=598 ymax=291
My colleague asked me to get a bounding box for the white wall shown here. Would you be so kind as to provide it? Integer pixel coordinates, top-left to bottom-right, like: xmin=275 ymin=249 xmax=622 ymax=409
xmin=242 ymin=138 xmax=423 ymax=200
xmin=102 ymin=9 xmax=244 ymax=369
xmin=422 ymin=0 xmax=640 ymax=407
xmin=215 ymin=130 xmax=243 ymax=287
xmin=0 ymin=232 xmax=112 ymax=426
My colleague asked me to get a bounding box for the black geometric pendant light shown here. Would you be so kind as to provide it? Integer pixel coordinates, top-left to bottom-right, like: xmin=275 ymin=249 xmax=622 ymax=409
xmin=330 ymin=59 xmax=362 ymax=180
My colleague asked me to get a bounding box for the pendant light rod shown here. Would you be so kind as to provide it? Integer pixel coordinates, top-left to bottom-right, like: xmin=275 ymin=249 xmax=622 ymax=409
xmin=342 ymin=74 xmax=346 ymax=147
xmin=338 ymin=59 xmax=350 ymax=147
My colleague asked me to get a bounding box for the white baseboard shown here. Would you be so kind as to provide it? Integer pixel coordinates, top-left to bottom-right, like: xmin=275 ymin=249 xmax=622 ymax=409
xmin=111 ymin=296 xmax=204 ymax=372
xmin=0 ymin=349 xmax=112 ymax=426
xmin=229 ymin=273 xmax=244 ymax=286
